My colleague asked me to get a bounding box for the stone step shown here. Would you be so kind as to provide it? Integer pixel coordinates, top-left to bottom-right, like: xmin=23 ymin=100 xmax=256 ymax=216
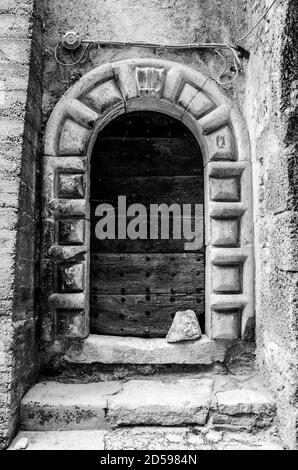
xmin=9 ymin=431 xmax=105 ymax=450
xmin=9 ymin=427 xmax=284 ymax=450
xmin=103 ymin=426 xmax=284 ymax=450
xmin=20 ymin=381 xmax=122 ymax=431
xmin=20 ymin=375 xmax=277 ymax=432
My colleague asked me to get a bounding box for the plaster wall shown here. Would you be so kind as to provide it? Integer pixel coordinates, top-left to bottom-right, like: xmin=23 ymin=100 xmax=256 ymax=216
xmin=42 ymin=0 xmax=249 ymax=123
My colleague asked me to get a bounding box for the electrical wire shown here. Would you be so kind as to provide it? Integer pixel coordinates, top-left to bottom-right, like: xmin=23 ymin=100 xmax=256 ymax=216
xmin=71 ymin=42 xmax=92 ymax=64
xmin=55 ymin=40 xmax=242 ymax=86
xmin=80 ymin=39 xmax=238 ymax=51
xmin=215 ymin=45 xmax=242 ymax=85
xmin=54 ymin=41 xmax=92 ymax=67
xmin=235 ymin=0 xmax=278 ymax=43
xmin=57 ymin=67 xmax=73 ymax=85
xmin=53 ymin=0 xmax=279 ymax=86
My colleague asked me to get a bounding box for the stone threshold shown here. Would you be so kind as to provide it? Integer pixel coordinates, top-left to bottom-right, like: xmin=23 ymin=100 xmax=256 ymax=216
xmin=64 ymin=334 xmax=228 ymax=364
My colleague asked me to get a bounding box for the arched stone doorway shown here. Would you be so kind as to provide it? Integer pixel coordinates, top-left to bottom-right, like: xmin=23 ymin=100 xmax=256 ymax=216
xmin=90 ymin=111 xmax=204 ymax=337
xmin=41 ymin=58 xmax=254 ymax=362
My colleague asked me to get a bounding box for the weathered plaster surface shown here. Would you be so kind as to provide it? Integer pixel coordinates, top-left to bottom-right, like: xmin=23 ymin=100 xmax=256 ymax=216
xmin=42 ymin=0 xmax=248 ymax=123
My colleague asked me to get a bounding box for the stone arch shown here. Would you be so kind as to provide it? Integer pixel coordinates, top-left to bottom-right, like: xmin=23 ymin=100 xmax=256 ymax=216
xmin=42 ymin=58 xmax=254 ymax=349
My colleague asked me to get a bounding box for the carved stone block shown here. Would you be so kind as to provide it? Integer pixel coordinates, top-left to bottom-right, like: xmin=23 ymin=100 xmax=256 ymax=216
xmin=178 ymin=84 xmax=214 ymax=119
xmin=210 ymin=177 xmax=240 ymax=202
xmin=211 ymin=310 xmax=241 ymax=339
xmin=57 ymin=173 xmax=85 ymax=199
xmin=66 ymin=99 xmax=99 ymax=129
xmin=136 ymin=67 xmax=166 ymax=97
xmin=59 ymin=119 xmax=91 ymax=155
xmin=211 ymin=218 xmax=239 ymax=246
xmin=212 ymin=264 xmax=242 ymax=293
xmin=57 ymin=262 xmax=84 ymax=292
xmin=57 ymin=219 xmax=85 ymax=245
xmin=84 ymin=80 xmax=123 ymax=114
xmin=205 ymin=125 xmax=236 ymax=161
xmin=56 ymin=309 xmax=87 ymax=338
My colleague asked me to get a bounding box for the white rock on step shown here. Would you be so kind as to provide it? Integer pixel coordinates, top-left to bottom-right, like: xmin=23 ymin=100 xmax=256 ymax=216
xmin=166 ymin=310 xmax=202 ymax=343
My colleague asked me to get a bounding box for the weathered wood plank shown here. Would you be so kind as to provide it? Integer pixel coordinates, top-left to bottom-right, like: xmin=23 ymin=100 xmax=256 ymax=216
xmin=90 ymin=293 xmax=204 ymax=337
xmin=91 ymin=138 xmax=203 ymax=177
xmin=90 ymin=253 xmax=204 ymax=295
xmin=90 ymin=176 xmax=204 ymax=204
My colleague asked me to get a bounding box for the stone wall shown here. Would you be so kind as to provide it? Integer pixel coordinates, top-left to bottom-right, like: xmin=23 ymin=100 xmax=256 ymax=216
xmin=243 ymin=0 xmax=298 ymax=449
xmin=0 ymin=0 xmax=43 ymax=448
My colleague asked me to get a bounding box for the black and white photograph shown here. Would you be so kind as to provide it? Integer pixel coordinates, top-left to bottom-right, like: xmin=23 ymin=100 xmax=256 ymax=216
xmin=0 ymin=0 xmax=297 ymax=454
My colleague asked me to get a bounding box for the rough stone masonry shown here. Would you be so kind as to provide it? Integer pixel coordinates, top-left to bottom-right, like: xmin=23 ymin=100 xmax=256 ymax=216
xmin=0 ymin=0 xmax=297 ymax=450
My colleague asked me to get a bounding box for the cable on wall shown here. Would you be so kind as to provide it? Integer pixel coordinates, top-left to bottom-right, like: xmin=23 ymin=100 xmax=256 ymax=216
xmin=54 ymin=0 xmax=278 ymax=86
xmin=55 ymin=39 xmax=244 ymax=86
xmin=235 ymin=0 xmax=278 ymax=43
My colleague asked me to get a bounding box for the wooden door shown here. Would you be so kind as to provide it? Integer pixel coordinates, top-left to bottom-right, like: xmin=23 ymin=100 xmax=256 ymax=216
xmin=90 ymin=112 xmax=204 ymax=337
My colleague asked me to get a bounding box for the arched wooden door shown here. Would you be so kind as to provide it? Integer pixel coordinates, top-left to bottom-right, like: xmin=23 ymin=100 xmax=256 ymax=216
xmin=90 ymin=111 xmax=204 ymax=337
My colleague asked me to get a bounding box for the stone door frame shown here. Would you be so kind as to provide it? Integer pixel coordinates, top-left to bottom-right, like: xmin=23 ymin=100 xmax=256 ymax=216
xmin=41 ymin=58 xmax=254 ymax=355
